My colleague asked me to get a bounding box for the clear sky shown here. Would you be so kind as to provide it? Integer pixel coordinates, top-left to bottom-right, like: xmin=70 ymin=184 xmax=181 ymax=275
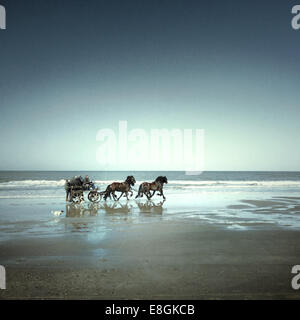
xmin=0 ymin=0 xmax=299 ymax=171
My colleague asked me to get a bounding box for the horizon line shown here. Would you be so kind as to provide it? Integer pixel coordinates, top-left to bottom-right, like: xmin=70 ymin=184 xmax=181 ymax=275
xmin=0 ymin=170 xmax=300 ymax=173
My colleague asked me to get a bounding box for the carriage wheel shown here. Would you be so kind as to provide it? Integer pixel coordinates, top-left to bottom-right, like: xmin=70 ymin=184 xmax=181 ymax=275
xmin=88 ymin=191 xmax=100 ymax=203
xmin=72 ymin=195 xmax=81 ymax=204
xmin=72 ymin=191 xmax=83 ymax=203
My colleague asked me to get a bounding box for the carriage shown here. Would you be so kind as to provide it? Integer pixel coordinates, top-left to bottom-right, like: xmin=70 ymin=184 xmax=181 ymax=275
xmin=65 ymin=176 xmax=102 ymax=203
xmin=65 ymin=175 xmax=168 ymax=203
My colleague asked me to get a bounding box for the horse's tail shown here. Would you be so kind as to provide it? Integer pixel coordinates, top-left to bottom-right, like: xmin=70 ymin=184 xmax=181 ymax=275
xmin=103 ymin=185 xmax=112 ymax=200
xmin=135 ymin=184 xmax=143 ymax=198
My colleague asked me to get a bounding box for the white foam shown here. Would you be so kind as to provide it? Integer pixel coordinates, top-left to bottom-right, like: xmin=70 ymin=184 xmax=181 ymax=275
xmin=0 ymin=195 xmax=60 ymax=199
xmin=167 ymin=180 xmax=300 ymax=187
xmin=0 ymin=179 xmax=299 ymax=191
xmin=0 ymin=179 xmax=66 ymax=188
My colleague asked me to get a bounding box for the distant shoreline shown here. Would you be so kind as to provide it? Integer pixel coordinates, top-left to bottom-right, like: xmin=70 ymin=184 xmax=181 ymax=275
xmin=1 ymin=170 xmax=300 ymax=173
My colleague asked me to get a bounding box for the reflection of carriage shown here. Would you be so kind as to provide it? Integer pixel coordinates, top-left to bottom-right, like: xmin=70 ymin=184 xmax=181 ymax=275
xmin=65 ymin=176 xmax=102 ymax=203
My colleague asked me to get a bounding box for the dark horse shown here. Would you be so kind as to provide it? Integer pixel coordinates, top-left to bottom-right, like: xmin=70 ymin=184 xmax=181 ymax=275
xmin=103 ymin=176 xmax=136 ymax=201
xmin=135 ymin=176 xmax=168 ymax=200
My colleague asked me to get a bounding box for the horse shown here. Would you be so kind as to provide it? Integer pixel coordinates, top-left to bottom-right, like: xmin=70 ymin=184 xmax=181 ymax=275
xmin=135 ymin=176 xmax=168 ymax=200
xmin=103 ymin=176 xmax=136 ymax=201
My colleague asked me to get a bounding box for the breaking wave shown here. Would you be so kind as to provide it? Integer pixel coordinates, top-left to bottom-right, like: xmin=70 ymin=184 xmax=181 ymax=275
xmin=0 ymin=180 xmax=66 ymax=189
xmin=0 ymin=179 xmax=299 ymax=190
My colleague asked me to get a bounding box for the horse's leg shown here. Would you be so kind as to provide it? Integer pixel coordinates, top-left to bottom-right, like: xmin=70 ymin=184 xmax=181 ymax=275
xmin=117 ymin=192 xmax=124 ymax=200
xmin=146 ymin=191 xmax=151 ymax=200
xmin=150 ymin=190 xmax=156 ymax=198
xmin=124 ymin=189 xmax=131 ymax=197
xmin=108 ymin=191 xmax=114 ymax=201
xmin=112 ymin=191 xmax=118 ymax=201
xmin=104 ymin=186 xmax=112 ymax=201
xmin=124 ymin=191 xmax=131 ymax=198
xmin=160 ymin=188 xmax=166 ymax=200
xmin=135 ymin=188 xmax=142 ymax=198
xmin=136 ymin=191 xmax=143 ymax=198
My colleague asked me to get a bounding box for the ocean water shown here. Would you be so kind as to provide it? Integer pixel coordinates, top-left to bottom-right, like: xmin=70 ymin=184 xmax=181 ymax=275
xmin=0 ymin=171 xmax=300 ymax=199
xmin=0 ymin=171 xmax=300 ymax=231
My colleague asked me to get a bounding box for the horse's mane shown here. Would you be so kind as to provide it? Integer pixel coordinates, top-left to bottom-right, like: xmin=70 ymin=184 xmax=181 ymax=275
xmin=155 ymin=176 xmax=167 ymax=183
xmin=126 ymin=176 xmax=135 ymax=185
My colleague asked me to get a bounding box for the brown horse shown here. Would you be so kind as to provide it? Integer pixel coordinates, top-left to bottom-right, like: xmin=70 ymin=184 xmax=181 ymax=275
xmin=103 ymin=176 xmax=136 ymax=201
xmin=135 ymin=176 xmax=168 ymax=200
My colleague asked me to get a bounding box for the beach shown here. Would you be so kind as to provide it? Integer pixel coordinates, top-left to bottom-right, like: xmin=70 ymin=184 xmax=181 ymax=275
xmin=2 ymin=0 xmax=300 ymax=302
xmin=1 ymin=171 xmax=300 ymax=299
xmin=1 ymin=218 xmax=300 ymax=299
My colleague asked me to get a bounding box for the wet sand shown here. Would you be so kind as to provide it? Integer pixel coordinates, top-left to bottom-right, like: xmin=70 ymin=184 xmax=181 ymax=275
xmin=1 ymin=220 xmax=300 ymax=299
xmin=1 ymin=196 xmax=300 ymax=299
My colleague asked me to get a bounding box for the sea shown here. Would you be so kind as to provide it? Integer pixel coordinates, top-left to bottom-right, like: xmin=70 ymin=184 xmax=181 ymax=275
xmin=0 ymin=170 xmax=300 ymax=199
xmin=0 ymin=171 xmax=300 ymax=231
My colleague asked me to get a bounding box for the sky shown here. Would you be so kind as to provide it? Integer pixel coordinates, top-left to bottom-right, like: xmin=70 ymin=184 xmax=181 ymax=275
xmin=0 ymin=0 xmax=299 ymax=171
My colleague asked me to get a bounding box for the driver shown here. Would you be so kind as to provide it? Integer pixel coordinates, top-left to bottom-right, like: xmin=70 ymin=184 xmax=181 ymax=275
xmin=84 ymin=174 xmax=95 ymax=190
xmin=84 ymin=175 xmax=90 ymax=184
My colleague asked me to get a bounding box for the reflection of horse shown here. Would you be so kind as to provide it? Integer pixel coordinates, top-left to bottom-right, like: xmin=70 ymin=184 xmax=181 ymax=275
xmin=64 ymin=203 xmax=103 ymax=233
xmin=136 ymin=176 xmax=168 ymax=200
xmin=65 ymin=203 xmax=99 ymax=217
xmin=136 ymin=200 xmax=165 ymax=214
xmin=103 ymin=176 xmax=136 ymax=201
xmin=98 ymin=201 xmax=133 ymax=214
